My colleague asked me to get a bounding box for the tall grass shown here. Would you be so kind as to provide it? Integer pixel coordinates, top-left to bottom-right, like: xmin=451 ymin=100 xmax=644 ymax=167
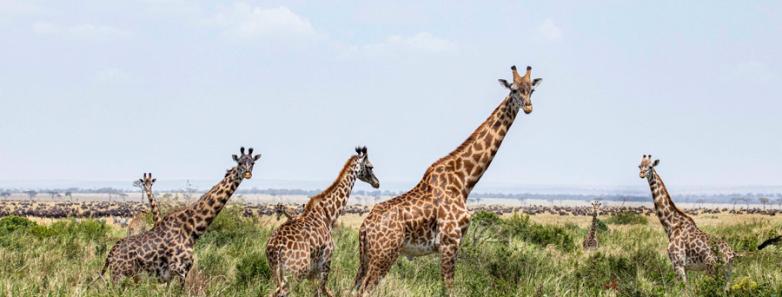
xmin=1 ymin=209 xmax=782 ymax=296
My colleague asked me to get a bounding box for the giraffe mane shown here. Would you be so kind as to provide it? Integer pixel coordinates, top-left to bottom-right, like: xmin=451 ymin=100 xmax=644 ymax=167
xmin=423 ymin=96 xmax=512 ymax=177
xmin=303 ymin=155 xmax=359 ymax=213
xmin=653 ymin=168 xmax=696 ymax=224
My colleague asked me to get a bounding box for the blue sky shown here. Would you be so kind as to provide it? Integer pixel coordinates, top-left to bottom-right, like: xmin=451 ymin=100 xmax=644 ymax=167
xmin=0 ymin=1 xmax=780 ymax=192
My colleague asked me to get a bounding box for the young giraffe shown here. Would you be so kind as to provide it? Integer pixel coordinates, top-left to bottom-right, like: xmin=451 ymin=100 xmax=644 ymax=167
xmin=100 ymin=147 xmax=260 ymax=284
xmin=639 ymin=154 xmax=735 ymax=284
xmin=353 ymin=65 xmax=543 ymax=296
xmin=274 ymin=203 xmax=295 ymax=221
xmin=127 ymin=173 xmax=161 ymax=236
xmin=140 ymin=172 xmax=162 ymax=225
xmin=582 ymin=201 xmax=601 ymax=250
xmin=266 ymin=147 xmax=379 ymax=297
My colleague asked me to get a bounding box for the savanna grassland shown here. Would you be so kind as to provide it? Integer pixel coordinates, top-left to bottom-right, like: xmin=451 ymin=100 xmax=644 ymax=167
xmin=2 ymin=207 xmax=782 ymax=297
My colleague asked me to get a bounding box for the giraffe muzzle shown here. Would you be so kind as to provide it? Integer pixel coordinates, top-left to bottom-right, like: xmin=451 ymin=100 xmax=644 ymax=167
xmin=522 ymin=104 xmax=533 ymax=114
xmin=243 ymin=172 xmax=253 ymax=179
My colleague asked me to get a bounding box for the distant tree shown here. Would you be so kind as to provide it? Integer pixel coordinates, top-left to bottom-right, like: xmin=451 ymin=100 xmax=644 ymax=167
xmin=24 ymin=190 xmax=37 ymax=200
xmin=133 ymin=179 xmax=145 ymax=203
xmin=64 ymin=191 xmax=73 ymax=200
xmin=696 ymin=199 xmax=705 ymax=209
xmin=730 ymin=198 xmax=739 ymax=210
xmin=759 ymin=197 xmax=770 ymax=210
xmin=0 ymin=191 xmax=11 ymax=198
xmin=776 ymin=198 xmax=782 ymax=210
xmin=47 ymin=191 xmax=61 ymax=199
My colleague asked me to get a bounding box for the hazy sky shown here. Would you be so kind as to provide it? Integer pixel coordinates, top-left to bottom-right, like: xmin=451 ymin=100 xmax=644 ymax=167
xmin=0 ymin=1 xmax=780 ymax=192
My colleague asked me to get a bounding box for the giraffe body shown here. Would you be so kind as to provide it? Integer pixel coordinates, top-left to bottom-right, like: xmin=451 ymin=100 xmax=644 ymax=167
xmin=101 ymin=148 xmax=260 ymax=284
xmin=639 ymin=155 xmax=735 ymax=284
xmin=353 ymin=66 xmax=542 ymax=296
xmin=582 ymin=201 xmax=600 ymax=250
xmin=266 ymin=147 xmax=379 ymax=297
xmin=127 ymin=211 xmax=148 ymax=237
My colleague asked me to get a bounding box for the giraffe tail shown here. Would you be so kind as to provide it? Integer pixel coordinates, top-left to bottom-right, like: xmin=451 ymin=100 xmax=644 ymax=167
xmin=352 ymin=226 xmax=368 ymax=291
xmin=758 ymin=235 xmax=782 ymax=250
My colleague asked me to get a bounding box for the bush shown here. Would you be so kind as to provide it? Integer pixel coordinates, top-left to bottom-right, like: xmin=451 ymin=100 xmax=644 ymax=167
xmin=605 ymin=212 xmax=648 ymax=225
xmin=502 ymin=214 xmax=575 ymax=251
xmin=235 ymin=251 xmax=271 ymax=284
xmin=198 ymin=206 xmax=258 ymax=247
xmin=0 ymin=216 xmax=36 ymax=234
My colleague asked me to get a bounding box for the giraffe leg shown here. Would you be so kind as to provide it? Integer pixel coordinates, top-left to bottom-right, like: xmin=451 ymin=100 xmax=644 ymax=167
xmin=667 ymin=243 xmax=687 ymax=284
xmin=169 ymin=251 xmax=193 ymax=290
xmin=315 ymin=244 xmax=334 ymax=297
xmin=352 ymin=227 xmax=369 ymax=292
xmin=437 ymin=220 xmax=463 ymax=296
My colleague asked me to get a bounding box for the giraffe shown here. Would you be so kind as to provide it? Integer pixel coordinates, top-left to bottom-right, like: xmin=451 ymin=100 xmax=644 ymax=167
xmin=127 ymin=173 xmax=160 ymax=236
xmin=127 ymin=210 xmax=149 ymax=236
xmin=352 ymin=65 xmax=543 ymax=296
xmin=274 ymin=203 xmax=295 ymax=221
xmin=100 ymin=147 xmax=260 ymax=284
xmin=266 ymin=147 xmax=379 ymax=297
xmin=582 ymin=201 xmax=601 ymax=250
xmin=139 ymin=172 xmax=162 ymax=226
xmin=638 ymin=154 xmax=735 ymax=284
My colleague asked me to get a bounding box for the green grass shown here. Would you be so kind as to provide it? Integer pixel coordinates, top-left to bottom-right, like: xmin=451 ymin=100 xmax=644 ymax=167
xmin=2 ymin=209 xmax=782 ymax=296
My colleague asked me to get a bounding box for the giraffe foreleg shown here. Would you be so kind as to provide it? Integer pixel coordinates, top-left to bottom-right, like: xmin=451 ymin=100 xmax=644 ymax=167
xmin=437 ymin=220 xmax=463 ymax=296
xmin=667 ymin=241 xmax=688 ymax=284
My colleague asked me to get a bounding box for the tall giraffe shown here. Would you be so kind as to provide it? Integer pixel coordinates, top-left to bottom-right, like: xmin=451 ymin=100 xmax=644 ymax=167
xmin=582 ymin=201 xmax=601 ymax=250
xmin=638 ymin=154 xmax=735 ymax=284
xmin=266 ymin=147 xmax=379 ymax=297
xmin=101 ymin=147 xmax=260 ymax=284
xmin=353 ymin=65 xmax=543 ymax=296
xmin=127 ymin=173 xmax=160 ymax=236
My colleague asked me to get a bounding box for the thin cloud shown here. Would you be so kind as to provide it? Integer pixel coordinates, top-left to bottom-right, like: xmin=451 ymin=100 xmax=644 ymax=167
xmin=32 ymin=21 xmax=129 ymax=39
xmin=343 ymin=32 xmax=458 ymax=56
xmin=537 ymin=18 xmax=562 ymax=41
xmin=211 ymin=3 xmax=316 ymax=39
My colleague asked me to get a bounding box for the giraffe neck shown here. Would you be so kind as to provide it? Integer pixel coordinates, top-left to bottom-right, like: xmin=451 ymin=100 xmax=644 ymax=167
xmin=588 ymin=212 xmax=598 ymax=235
xmin=189 ymin=167 xmax=243 ymax=237
xmin=647 ymin=169 xmax=694 ymax=238
xmin=302 ymin=156 xmax=359 ymax=227
xmin=144 ymin=188 xmax=161 ymax=225
xmin=428 ymin=96 xmax=522 ymax=197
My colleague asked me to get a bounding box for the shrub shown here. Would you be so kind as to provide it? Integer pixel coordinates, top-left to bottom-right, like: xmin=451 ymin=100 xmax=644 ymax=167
xmin=605 ymin=212 xmax=648 ymax=225
xmin=0 ymin=216 xmax=36 ymax=234
xmin=502 ymin=214 xmax=575 ymax=251
xmin=235 ymin=251 xmax=271 ymax=284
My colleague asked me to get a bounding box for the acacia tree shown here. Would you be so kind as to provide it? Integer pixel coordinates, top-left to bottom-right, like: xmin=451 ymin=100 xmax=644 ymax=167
xmin=759 ymin=197 xmax=770 ymax=210
xmin=24 ymin=190 xmax=37 ymax=200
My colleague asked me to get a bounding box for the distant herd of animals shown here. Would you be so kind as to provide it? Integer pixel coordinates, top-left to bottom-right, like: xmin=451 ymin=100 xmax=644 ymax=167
xmin=4 ymin=65 xmax=781 ymax=296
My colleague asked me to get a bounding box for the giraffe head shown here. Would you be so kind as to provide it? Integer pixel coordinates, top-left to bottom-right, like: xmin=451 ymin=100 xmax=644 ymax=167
xmin=137 ymin=172 xmax=156 ymax=193
xmin=354 ymin=146 xmax=380 ymax=189
xmin=591 ymin=201 xmax=602 ymax=216
xmin=638 ymin=154 xmax=660 ymax=179
xmin=232 ymin=147 xmax=261 ymax=179
xmin=498 ymin=65 xmax=542 ymax=114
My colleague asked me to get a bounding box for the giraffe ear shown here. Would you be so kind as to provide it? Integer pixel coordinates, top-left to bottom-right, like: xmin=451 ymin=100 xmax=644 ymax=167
xmin=151 ymin=178 xmax=156 ymax=183
xmin=652 ymin=159 xmax=660 ymax=167
xmin=361 ymin=146 xmax=368 ymax=155
xmin=253 ymin=154 xmax=261 ymax=161
xmin=138 ymin=178 xmax=144 ymax=183
xmin=532 ymin=78 xmax=542 ymax=87
xmin=498 ymin=79 xmax=512 ymax=89
xmin=232 ymin=154 xmax=239 ymax=162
